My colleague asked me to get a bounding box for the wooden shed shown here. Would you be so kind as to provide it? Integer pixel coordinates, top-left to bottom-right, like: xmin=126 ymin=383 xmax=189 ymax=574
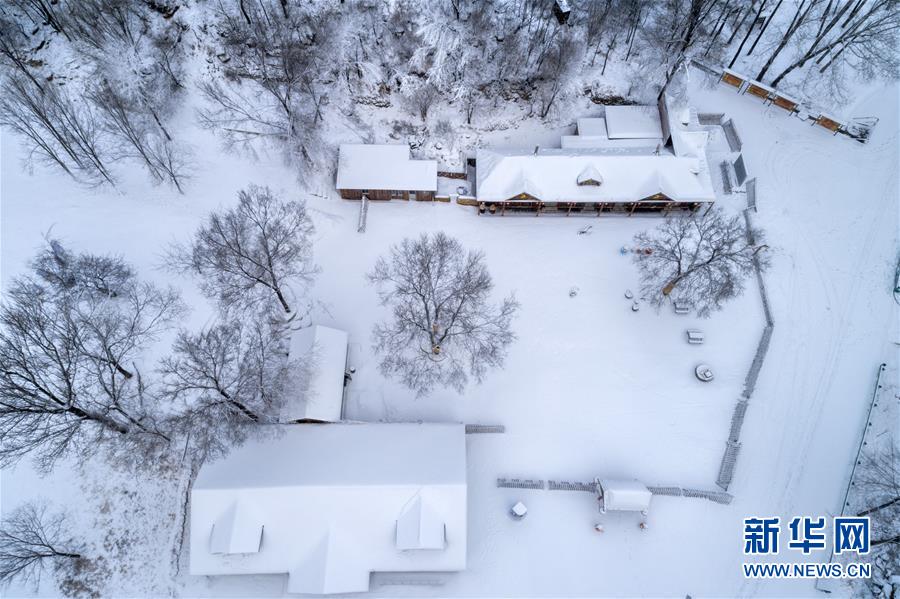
xmin=553 ymin=0 xmax=571 ymax=25
xmin=336 ymin=144 xmax=437 ymax=201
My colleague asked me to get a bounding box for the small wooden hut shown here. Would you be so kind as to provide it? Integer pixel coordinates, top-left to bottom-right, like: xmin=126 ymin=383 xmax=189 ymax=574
xmin=553 ymin=0 xmax=571 ymax=24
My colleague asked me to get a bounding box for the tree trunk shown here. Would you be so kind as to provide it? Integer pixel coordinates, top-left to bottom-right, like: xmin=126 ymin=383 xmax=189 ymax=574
xmin=273 ymin=287 xmax=291 ymax=313
xmin=729 ymin=0 xmax=768 ymax=68
xmin=748 ymin=0 xmax=783 ymax=55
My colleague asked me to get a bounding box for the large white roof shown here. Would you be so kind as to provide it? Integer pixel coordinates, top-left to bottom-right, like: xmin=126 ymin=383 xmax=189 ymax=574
xmin=475 ymin=148 xmax=716 ymax=204
xmin=604 ymin=105 xmax=664 ymax=139
xmin=190 ymin=423 xmax=467 ymax=594
xmin=282 ymin=325 xmax=348 ymax=423
xmin=336 ymin=144 xmax=437 ymax=192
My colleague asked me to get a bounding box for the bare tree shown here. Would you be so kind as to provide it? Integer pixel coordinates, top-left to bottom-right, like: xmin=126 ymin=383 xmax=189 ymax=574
xmin=0 ymin=75 xmax=115 ymax=186
xmin=632 ymin=208 xmax=769 ymax=317
xmin=0 ymin=502 xmax=82 ymax=590
xmin=768 ymin=0 xmax=900 ymax=86
xmin=89 ymin=82 xmax=190 ymax=193
xmin=404 ymin=82 xmax=440 ymax=122
xmin=368 ymin=232 xmax=519 ymax=396
xmin=31 ymin=237 xmax=134 ymax=299
xmin=535 ymin=36 xmax=578 ymax=118
xmin=160 ymin=316 xmax=290 ymax=426
xmin=851 ymin=442 xmax=900 ymax=596
xmin=167 ymin=185 xmax=317 ymax=315
xmin=0 ymin=243 xmax=182 ymax=470
xmin=198 ymin=0 xmax=340 ymax=166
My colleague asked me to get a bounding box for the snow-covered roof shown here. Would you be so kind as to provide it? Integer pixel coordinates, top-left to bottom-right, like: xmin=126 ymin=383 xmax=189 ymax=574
xmin=209 ymin=501 xmax=264 ymax=555
xmin=577 ymin=164 xmax=603 ymax=185
xmin=190 ymin=423 xmax=467 ymax=594
xmin=561 ymin=135 xmax=661 ymax=150
xmin=396 ymin=495 xmax=446 ymax=550
xmin=282 ymin=325 xmax=348 ymax=423
xmin=598 ymin=479 xmax=652 ymax=512
xmin=475 ymin=149 xmax=715 ymax=204
xmin=576 ymin=117 xmax=608 ymax=137
xmin=662 ymin=71 xmax=712 ymax=160
xmin=336 ymin=144 xmax=437 ymax=192
xmin=604 ymin=105 xmax=663 ymax=139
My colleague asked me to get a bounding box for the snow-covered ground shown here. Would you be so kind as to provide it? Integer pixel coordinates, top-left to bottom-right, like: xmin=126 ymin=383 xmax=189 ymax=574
xmin=1 ymin=69 xmax=897 ymax=597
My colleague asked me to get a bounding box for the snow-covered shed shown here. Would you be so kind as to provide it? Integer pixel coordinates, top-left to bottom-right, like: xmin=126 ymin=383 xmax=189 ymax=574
xmin=190 ymin=423 xmax=467 ymax=594
xmin=282 ymin=325 xmax=348 ymax=423
xmin=596 ymin=479 xmax=652 ymax=513
xmin=336 ymin=144 xmax=437 ymax=201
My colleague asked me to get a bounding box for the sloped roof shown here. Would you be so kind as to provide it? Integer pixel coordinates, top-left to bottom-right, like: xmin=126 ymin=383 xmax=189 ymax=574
xmin=190 ymin=423 xmax=467 ymax=594
xmin=604 ymin=105 xmax=663 ymax=139
xmin=287 ymin=528 xmax=369 ymax=594
xmin=475 ymin=149 xmax=715 ymax=203
xmin=576 ymin=164 xmax=603 ymax=185
xmin=336 ymin=144 xmax=437 ymax=192
xmin=209 ymin=500 xmax=264 ymax=555
xmin=396 ymin=494 xmax=446 ymax=550
xmin=282 ymin=325 xmax=348 ymax=423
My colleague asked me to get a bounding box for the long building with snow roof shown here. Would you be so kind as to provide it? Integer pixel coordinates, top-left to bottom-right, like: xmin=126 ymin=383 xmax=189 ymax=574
xmin=475 ymin=87 xmax=717 ymax=216
xmin=189 ymin=423 xmax=467 ymax=595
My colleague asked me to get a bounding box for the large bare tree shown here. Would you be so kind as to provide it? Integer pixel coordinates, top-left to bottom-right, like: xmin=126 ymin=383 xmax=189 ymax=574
xmin=368 ymin=232 xmax=519 ymax=396
xmin=160 ymin=316 xmax=290 ymax=427
xmin=167 ymin=185 xmax=317 ymax=315
xmin=197 ymin=0 xmax=339 ymax=166
xmin=0 ymin=243 xmax=182 ymax=470
xmin=0 ymin=502 xmax=82 ymax=590
xmin=632 ymin=207 xmax=769 ymax=317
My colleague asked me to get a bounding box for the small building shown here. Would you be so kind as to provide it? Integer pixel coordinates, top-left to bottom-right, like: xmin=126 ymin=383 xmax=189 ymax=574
xmin=190 ymin=423 xmax=467 ymax=595
xmin=336 ymin=144 xmax=437 ymax=201
xmin=282 ymin=325 xmax=349 ymax=423
xmin=595 ymin=479 xmax=652 ymax=514
xmin=553 ymin=0 xmax=571 ymax=24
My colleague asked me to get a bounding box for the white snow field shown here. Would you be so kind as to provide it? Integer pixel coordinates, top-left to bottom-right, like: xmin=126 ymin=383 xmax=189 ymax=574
xmin=1 ymin=70 xmax=897 ymax=597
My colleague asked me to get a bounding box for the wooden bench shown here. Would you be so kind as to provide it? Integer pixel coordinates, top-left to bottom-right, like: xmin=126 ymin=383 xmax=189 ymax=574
xmin=686 ymin=329 xmax=704 ymax=344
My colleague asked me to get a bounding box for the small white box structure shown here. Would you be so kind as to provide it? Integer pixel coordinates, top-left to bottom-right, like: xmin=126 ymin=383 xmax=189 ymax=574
xmin=686 ymin=329 xmax=705 ymax=344
xmin=282 ymin=325 xmax=349 ymax=423
xmin=595 ymin=479 xmax=652 ymax=514
xmin=510 ymin=502 xmax=528 ymax=519
xmin=190 ymin=423 xmax=467 ymax=595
